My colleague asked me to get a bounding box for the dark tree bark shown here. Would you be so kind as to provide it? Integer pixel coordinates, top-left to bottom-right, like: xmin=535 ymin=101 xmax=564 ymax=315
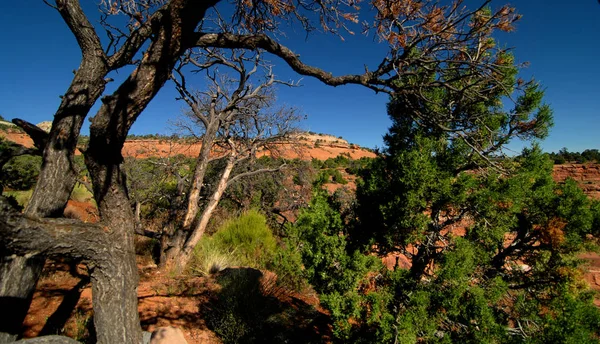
xmin=0 ymin=257 xmax=44 ymax=343
xmin=0 ymin=197 xmax=134 ymax=343
xmin=78 ymin=1 xmax=219 ymax=341
xmin=1 ymin=0 xmax=217 ymax=341
xmin=81 ymin=159 xmax=141 ymax=343
xmin=27 ymin=0 xmax=109 ymax=218
xmin=0 ymin=1 xmax=110 ymax=340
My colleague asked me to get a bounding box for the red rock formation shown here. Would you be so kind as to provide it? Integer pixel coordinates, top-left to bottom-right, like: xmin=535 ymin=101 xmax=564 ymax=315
xmin=553 ymin=164 xmax=600 ymax=199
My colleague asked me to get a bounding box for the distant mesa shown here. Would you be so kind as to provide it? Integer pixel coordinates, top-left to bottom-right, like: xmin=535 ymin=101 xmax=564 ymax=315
xmin=293 ymin=131 xmax=349 ymax=145
xmin=0 ymin=120 xmax=50 ymax=132
xmin=36 ymin=121 xmax=52 ymax=133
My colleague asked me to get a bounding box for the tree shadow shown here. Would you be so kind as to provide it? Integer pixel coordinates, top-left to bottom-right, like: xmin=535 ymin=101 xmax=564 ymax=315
xmin=16 ymin=259 xmax=95 ymax=341
xmin=205 ymin=267 xmax=331 ymax=344
xmin=39 ymin=277 xmax=90 ymax=337
xmin=138 ymin=277 xmax=216 ymax=335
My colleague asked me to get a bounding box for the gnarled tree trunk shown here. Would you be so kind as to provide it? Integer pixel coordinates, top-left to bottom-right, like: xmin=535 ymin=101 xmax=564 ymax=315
xmin=1 ymin=0 xmax=218 ymax=341
xmin=76 ymin=1 xmax=219 ymax=340
xmin=160 ymin=121 xmax=220 ymax=269
xmin=0 ymin=0 xmax=110 ymax=338
xmin=84 ymin=152 xmax=142 ymax=343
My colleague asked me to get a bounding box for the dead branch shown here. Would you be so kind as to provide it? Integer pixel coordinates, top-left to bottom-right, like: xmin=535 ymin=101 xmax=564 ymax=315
xmin=11 ymin=119 xmax=49 ymax=151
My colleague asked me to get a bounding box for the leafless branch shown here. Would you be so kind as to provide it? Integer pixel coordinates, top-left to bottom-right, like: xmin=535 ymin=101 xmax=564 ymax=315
xmin=11 ymin=119 xmax=50 ymax=151
xmin=226 ymin=164 xmax=286 ymax=188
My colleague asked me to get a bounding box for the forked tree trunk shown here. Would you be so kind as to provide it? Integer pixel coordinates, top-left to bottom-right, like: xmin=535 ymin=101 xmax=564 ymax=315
xmin=76 ymin=1 xmax=219 ymax=339
xmin=178 ymin=155 xmax=237 ymax=269
xmin=161 ymin=121 xmax=220 ymax=268
xmin=160 ymin=154 xmax=237 ymax=270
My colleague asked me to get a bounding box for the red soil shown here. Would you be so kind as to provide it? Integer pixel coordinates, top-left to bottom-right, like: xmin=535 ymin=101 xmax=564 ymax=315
xmin=63 ymin=200 xmax=99 ymax=223
xmin=23 ymin=260 xmax=330 ymax=343
xmin=23 ymin=263 xmax=222 ymax=343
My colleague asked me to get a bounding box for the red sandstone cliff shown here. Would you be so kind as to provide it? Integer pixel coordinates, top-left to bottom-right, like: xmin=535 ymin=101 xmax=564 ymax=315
xmin=553 ymin=164 xmax=600 ymax=199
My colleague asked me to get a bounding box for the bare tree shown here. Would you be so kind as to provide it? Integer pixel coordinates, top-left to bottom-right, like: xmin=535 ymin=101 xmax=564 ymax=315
xmin=159 ymin=48 xmax=301 ymax=268
xmin=0 ymin=0 xmax=523 ymax=342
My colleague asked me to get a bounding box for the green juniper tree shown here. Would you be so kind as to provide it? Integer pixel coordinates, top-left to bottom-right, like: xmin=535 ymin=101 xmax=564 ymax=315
xmin=288 ymin=99 xmax=600 ymax=343
xmin=288 ymin=17 xmax=600 ymax=342
xmin=348 ymin=55 xmax=600 ymax=344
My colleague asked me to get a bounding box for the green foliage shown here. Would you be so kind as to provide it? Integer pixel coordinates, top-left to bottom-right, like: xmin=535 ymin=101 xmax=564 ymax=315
xmin=345 ymin=157 xmax=373 ymax=175
xmin=189 ymin=201 xmax=307 ymax=290
xmin=353 ymin=134 xmax=600 ymax=342
xmin=2 ymin=155 xmax=41 ymax=190
xmin=212 ymin=209 xmax=277 ymax=267
xmin=285 ymin=191 xmax=391 ymax=340
xmin=123 ymin=155 xmax=194 ymax=220
xmin=548 ymin=148 xmax=600 ymax=164
xmin=322 ymin=154 xmax=351 ymax=169
xmin=310 ymin=158 xmax=324 ymax=169
xmin=0 ymin=119 xmax=15 ymax=131
xmin=342 ymin=49 xmax=600 ymax=341
xmin=268 ymin=242 xmax=306 ymax=292
xmin=70 ymin=183 xmax=93 ymax=202
xmin=581 ymin=149 xmax=600 ymax=163
xmin=190 ymin=238 xmax=239 ymax=276
xmin=2 ymin=190 xmax=33 ymax=208
xmin=189 ymin=210 xmax=278 ymax=275
xmin=224 ymin=156 xmax=286 ymax=214
xmin=125 ymin=133 xmax=184 ymax=140
xmin=525 ymin=287 xmax=600 ymax=344
xmin=331 ymin=169 xmax=348 ymax=184
xmin=77 ymin=135 xmax=90 ymax=147
xmin=313 ymin=168 xmax=348 ymax=187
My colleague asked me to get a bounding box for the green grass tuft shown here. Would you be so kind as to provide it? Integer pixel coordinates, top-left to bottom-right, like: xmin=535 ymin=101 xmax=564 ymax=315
xmin=189 ymin=210 xmax=278 ymax=275
xmin=190 ymin=239 xmax=239 ymax=276
xmin=212 ymin=209 xmax=277 ymax=267
xmin=70 ymin=183 xmax=94 ymax=202
xmin=3 ymin=189 xmax=33 ymax=208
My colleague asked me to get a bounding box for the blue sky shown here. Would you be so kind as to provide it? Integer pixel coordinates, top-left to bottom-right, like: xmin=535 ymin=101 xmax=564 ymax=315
xmin=0 ymin=1 xmax=598 ymax=152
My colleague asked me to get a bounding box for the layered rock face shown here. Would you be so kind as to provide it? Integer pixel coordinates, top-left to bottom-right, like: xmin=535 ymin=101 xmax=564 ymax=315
xmin=553 ymin=164 xmax=600 ymax=199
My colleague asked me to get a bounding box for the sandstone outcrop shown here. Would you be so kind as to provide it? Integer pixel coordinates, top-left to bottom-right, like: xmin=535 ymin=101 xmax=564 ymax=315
xmin=553 ymin=163 xmax=600 ymax=199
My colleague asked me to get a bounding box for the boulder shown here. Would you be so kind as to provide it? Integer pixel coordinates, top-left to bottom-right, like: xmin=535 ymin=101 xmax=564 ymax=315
xmin=150 ymin=327 xmax=188 ymax=344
